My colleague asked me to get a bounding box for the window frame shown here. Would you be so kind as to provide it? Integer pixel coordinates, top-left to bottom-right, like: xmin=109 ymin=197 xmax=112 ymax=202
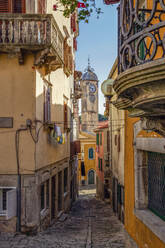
xmin=64 ymin=168 xmax=68 ymax=193
xmin=100 ymin=133 xmax=102 ymax=146
xmin=88 ymin=147 xmax=94 ymax=160
xmin=0 ymin=0 xmax=26 ymax=13
xmin=40 ymin=180 xmax=49 ymax=213
xmin=43 ymin=85 xmax=51 ymax=123
xmin=0 ymin=187 xmax=16 ymax=217
xmin=64 ymin=102 xmax=68 ymax=130
xmin=134 ymin=120 xmax=165 ymax=244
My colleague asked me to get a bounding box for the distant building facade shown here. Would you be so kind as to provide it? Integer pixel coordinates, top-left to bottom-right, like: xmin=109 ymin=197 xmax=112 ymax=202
xmin=94 ymin=121 xmax=110 ymax=201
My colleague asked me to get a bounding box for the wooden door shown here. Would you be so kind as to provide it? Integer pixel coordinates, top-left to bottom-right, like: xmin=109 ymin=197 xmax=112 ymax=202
xmin=88 ymin=170 xmax=95 ymax=185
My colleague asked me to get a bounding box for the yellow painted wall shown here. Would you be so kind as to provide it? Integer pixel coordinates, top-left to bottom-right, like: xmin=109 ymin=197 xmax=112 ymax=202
xmin=83 ymin=143 xmax=96 ymax=182
xmin=0 ymin=54 xmax=36 ymax=174
xmin=124 ymin=111 xmax=165 ymax=248
xmin=78 ymin=136 xmax=96 ymax=184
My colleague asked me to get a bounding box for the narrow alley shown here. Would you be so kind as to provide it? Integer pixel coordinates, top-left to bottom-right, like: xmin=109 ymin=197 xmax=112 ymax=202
xmin=0 ymin=186 xmax=134 ymax=248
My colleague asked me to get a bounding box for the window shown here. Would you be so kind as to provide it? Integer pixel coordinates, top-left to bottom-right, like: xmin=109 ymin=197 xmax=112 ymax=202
xmin=64 ymin=102 xmax=68 ymax=130
xmin=40 ymin=184 xmax=45 ymax=211
xmin=40 ymin=180 xmax=49 ymax=211
xmin=0 ymin=0 xmax=25 ymax=13
xmin=38 ymin=0 xmax=46 ymax=14
xmin=46 ymin=180 xmax=49 ymax=208
xmin=148 ymin=152 xmax=165 ymax=221
xmin=64 ymin=38 xmax=73 ymax=76
xmin=100 ymin=159 xmax=103 ymax=171
xmin=88 ymin=148 xmax=94 ymax=160
xmin=100 ymin=133 xmax=102 ymax=145
xmin=81 ymin=162 xmax=85 ymax=176
xmin=98 ymin=158 xmax=100 ymax=170
xmin=44 ymin=86 xmax=51 ymax=123
xmin=98 ymin=158 xmax=103 ymax=171
xmin=0 ymin=187 xmax=17 ymax=219
xmin=64 ymin=168 xmax=68 ymax=193
xmin=96 ymin=133 xmax=99 ymax=145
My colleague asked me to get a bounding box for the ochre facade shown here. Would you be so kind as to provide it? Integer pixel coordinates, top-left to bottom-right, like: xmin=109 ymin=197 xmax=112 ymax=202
xmin=125 ymin=111 xmax=165 ymax=248
xmin=78 ymin=132 xmax=96 ymax=185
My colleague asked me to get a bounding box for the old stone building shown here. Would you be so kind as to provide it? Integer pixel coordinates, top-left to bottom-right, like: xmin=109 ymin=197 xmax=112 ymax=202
xmin=0 ymin=0 xmax=79 ymax=233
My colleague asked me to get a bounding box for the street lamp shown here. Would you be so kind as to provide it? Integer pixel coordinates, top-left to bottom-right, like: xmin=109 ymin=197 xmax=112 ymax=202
xmin=101 ymin=78 xmax=114 ymax=117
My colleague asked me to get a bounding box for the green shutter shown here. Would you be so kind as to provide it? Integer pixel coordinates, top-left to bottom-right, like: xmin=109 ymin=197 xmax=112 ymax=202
xmin=100 ymin=133 xmax=102 ymax=145
xmin=96 ymin=133 xmax=99 ymax=145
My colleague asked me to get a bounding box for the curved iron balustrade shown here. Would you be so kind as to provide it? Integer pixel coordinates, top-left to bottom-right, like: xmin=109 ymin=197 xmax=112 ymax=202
xmin=118 ymin=0 xmax=165 ymax=73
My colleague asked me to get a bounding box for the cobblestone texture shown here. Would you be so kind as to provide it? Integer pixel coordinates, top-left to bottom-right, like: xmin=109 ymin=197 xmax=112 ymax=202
xmin=0 ymin=185 xmax=137 ymax=248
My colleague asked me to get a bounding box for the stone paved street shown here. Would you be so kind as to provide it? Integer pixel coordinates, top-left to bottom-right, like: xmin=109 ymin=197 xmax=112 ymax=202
xmin=0 ymin=185 xmax=134 ymax=248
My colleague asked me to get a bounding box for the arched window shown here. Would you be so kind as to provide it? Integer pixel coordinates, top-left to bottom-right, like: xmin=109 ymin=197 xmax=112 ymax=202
xmin=88 ymin=148 xmax=94 ymax=160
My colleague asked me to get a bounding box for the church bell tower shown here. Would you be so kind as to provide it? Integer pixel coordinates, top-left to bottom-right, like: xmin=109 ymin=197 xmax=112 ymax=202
xmin=81 ymin=60 xmax=98 ymax=132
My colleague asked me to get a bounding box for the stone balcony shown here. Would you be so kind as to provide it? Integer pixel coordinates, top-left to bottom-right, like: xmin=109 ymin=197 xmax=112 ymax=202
xmin=0 ymin=13 xmax=64 ymax=69
xmin=113 ymin=0 xmax=165 ymax=135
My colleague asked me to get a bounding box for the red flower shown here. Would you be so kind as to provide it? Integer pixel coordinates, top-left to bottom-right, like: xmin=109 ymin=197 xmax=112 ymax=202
xmin=77 ymin=2 xmax=86 ymax=8
xmin=53 ymin=4 xmax=58 ymax=11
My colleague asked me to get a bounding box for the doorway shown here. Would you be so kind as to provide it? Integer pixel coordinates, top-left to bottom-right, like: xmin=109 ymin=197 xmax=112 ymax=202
xmin=51 ymin=176 xmax=56 ymax=220
xmin=88 ymin=170 xmax=95 ymax=185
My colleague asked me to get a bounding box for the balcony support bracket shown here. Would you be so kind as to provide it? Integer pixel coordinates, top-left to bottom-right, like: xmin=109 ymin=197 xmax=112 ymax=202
xmin=141 ymin=118 xmax=165 ymax=137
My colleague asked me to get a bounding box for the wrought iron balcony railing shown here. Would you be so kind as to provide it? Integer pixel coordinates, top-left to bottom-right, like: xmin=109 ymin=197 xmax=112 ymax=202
xmin=0 ymin=13 xmax=64 ymax=64
xmin=118 ymin=0 xmax=165 ymax=74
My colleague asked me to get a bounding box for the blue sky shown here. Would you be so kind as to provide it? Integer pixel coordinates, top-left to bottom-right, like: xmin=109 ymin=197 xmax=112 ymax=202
xmin=76 ymin=1 xmax=118 ymax=114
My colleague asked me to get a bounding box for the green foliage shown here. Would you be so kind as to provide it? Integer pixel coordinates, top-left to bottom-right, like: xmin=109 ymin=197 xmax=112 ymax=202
xmin=98 ymin=114 xmax=108 ymax=122
xmin=58 ymin=0 xmax=102 ymax=22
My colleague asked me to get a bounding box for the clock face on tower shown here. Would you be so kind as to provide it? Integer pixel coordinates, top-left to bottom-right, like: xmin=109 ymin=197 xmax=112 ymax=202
xmin=89 ymin=83 xmax=96 ymax=93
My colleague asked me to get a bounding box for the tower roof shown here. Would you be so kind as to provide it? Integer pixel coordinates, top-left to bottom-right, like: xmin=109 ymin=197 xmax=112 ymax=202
xmin=82 ymin=58 xmax=98 ymax=82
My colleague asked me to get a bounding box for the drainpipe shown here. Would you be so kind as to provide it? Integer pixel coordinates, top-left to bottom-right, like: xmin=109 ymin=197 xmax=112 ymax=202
xmin=15 ymin=128 xmax=27 ymax=232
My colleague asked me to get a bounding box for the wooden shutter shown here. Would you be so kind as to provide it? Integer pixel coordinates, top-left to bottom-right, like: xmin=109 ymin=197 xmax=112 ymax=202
xmin=47 ymin=87 xmax=51 ymax=122
xmin=96 ymin=133 xmax=99 ymax=145
xmin=6 ymin=189 xmax=17 ymax=220
xmin=13 ymin=0 xmax=25 ymax=13
xmin=0 ymin=0 xmax=10 ymax=12
xmin=38 ymin=0 xmax=46 ymax=14
xmin=64 ymin=103 xmax=68 ymax=130
xmin=43 ymin=86 xmax=47 ymax=123
xmin=71 ymin=13 xmax=76 ymax=32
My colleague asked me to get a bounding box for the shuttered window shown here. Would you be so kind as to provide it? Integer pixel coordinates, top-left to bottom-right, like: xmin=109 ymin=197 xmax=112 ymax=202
xmin=0 ymin=0 xmax=10 ymax=12
xmin=96 ymin=133 xmax=99 ymax=145
xmin=0 ymin=0 xmax=25 ymax=13
xmin=64 ymin=102 xmax=68 ymax=130
xmin=100 ymin=133 xmax=102 ymax=145
xmin=44 ymin=86 xmax=51 ymax=123
xmin=38 ymin=0 xmax=46 ymax=14
xmin=13 ymin=0 xmax=25 ymax=13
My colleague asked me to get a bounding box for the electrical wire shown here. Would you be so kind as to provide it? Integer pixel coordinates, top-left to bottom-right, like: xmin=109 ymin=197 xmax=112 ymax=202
xmin=29 ymin=124 xmax=44 ymax=144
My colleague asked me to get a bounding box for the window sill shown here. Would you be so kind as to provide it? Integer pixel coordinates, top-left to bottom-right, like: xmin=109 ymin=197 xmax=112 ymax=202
xmin=134 ymin=209 xmax=165 ymax=243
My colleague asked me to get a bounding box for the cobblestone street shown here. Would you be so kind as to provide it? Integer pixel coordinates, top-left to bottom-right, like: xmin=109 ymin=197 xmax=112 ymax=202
xmin=0 ymin=186 xmax=133 ymax=248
